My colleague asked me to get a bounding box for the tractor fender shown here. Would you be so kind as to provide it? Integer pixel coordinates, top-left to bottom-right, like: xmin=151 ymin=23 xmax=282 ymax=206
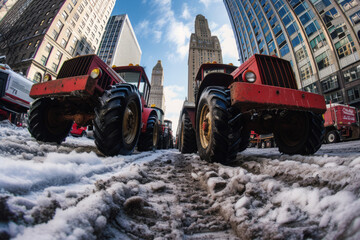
xmin=196 ymin=72 xmax=234 ymax=105
xmin=141 ymin=107 xmax=158 ymax=133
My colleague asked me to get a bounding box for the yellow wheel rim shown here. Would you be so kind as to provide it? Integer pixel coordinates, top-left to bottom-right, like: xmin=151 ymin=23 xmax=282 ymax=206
xmin=199 ymin=104 xmax=211 ymax=149
xmin=122 ymin=101 xmax=139 ymax=145
xmin=153 ymin=121 xmax=158 ymax=147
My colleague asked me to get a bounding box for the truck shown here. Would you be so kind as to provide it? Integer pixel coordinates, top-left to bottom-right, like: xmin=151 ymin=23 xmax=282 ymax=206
xmin=27 ymin=55 xmax=159 ymax=156
xmin=177 ymin=54 xmax=326 ymax=163
xmin=324 ymin=103 xmax=360 ymax=143
xmin=0 ymin=64 xmax=34 ymax=123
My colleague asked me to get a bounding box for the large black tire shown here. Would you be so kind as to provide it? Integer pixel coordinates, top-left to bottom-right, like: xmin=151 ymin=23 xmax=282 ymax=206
xmin=163 ymin=131 xmax=170 ymax=149
xmin=326 ymin=130 xmax=339 ymax=144
xmin=196 ymin=87 xmax=238 ymax=163
xmin=179 ymin=113 xmax=197 ymax=154
xmin=274 ymin=111 xmax=325 ymax=155
xmin=28 ymin=98 xmax=73 ymax=143
xmin=238 ymin=130 xmax=250 ymax=152
xmin=94 ymin=84 xmax=141 ymax=156
xmin=137 ymin=113 xmax=159 ymax=151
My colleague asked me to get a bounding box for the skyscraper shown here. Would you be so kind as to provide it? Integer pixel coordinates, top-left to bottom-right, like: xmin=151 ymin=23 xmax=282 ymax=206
xmin=224 ymin=0 xmax=360 ymax=108
xmin=0 ymin=0 xmax=115 ymax=82
xmin=188 ymin=14 xmax=223 ymax=103
xmin=97 ymin=14 xmax=141 ymax=67
xmin=149 ymin=60 xmax=165 ymax=111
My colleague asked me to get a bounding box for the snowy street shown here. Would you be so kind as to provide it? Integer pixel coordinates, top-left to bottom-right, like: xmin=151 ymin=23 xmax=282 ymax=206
xmin=0 ymin=120 xmax=360 ymax=239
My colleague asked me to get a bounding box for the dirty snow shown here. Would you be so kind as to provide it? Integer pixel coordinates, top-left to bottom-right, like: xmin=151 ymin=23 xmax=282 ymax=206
xmin=0 ymin=120 xmax=359 ymax=239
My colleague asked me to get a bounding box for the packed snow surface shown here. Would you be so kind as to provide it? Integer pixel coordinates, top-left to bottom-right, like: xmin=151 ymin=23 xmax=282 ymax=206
xmin=0 ymin=120 xmax=359 ymax=239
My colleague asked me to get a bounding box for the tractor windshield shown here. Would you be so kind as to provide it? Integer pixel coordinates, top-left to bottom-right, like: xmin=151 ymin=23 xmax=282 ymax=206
xmin=117 ymin=71 xmax=140 ymax=87
xmin=203 ymin=67 xmax=234 ymax=79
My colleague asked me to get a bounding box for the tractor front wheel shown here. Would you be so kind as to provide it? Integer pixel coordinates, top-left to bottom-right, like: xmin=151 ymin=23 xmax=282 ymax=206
xmin=274 ymin=111 xmax=324 ymax=155
xmin=94 ymin=84 xmax=141 ymax=156
xmin=137 ymin=113 xmax=159 ymax=151
xmin=179 ymin=112 xmax=197 ymax=153
xmin=28 ymin=98 xmax=72 ymax=143
xmin=196 ymin=87 xmax=238 ymax=163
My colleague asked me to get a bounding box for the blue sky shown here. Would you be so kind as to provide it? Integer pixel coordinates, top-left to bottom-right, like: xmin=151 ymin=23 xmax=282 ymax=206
xmin=111 ymin=0 xmax=238 ymax=131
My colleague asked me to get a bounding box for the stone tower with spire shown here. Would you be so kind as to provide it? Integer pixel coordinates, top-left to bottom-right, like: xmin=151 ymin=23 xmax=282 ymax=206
xmin=187 ymin=14 xmax=223 ymax=103
xmin=149 ymin=60 xmax=165 ymax=112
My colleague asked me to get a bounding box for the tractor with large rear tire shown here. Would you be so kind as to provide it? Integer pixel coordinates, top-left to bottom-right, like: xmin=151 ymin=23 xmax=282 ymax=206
xmin=28 ymin=55 xmax=159 ymax=156
xmin=177 ymin=54 xmax=326 ymax=164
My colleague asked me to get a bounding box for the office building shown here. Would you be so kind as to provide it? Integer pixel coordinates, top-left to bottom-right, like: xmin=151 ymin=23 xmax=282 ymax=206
xmin=97 ymin=14 xmax=141 ymax=67
xmin=149 ymin=60 xmax=165 ymax=111
xmin=0 ymin=0 xmax=115 ymax=82
xmin=188 ymin=14 xmax=223 ymax=103
xmin=224 ymin=0 xmax=360 ymax=108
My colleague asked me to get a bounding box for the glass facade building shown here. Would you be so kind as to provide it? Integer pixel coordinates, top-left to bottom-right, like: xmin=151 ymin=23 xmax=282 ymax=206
xmin=224 ymin=0 xmax=360 ymax=108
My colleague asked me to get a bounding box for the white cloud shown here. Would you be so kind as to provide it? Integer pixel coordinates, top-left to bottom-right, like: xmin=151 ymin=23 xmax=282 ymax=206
xmin=199 ymin=0 xmax=222 ymax=8
xmin=153 ymin=30 xmax=162 ymax=43
xmin=164 ymin=85 xmax=186 ymax=133
xmin=213 ymin=24 xmax=238 ymax=63
xmin=181 ymin=3 xmax=191 ymax=20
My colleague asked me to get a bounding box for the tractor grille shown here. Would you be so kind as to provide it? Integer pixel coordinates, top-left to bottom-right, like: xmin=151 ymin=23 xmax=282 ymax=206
xmin=98 ymin=72 xmax=113 ymax=90
xmin=256 ymin=55 xmax=297 ymax=89
xmin=57 ymin=55 xmax=94 ymax=79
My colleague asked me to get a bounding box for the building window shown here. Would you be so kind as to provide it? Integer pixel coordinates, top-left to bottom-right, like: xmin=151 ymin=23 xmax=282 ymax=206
xmin=61 ymin=38 xmax=67 ymax=48
xmin=296 ymin=47 xmax=307 ymax=62
xmin=321 ymin=75 xmax=339 ymax=93
xmin=57 ymin=20 xmax=64 ymax=30
xmin=300 ymin=63 xmax=313 ymax=81
xmin=72 ymin=0 xmax=78 ymax=5
xmin=310 ymin=33 xmax=327 ymax=52
xmin=52 ymin=62 xmax=59 ymax=72
xmin=280 ymin=44 xmax=290 ymax=56
xmin=315 ymin=52 xmax=330 ymax=70
xmin=67 ymin=4 xmax=73 ymax=13
xmin=344 ymin=65 xmax=360 ymax=83
xmin=335 ymin=35 xmax=356 ymax=59
xmin=347 ymin=85 xmax=360 ymax=103
xmin=350 ymin=10 xmax=360 ymax=25
xmin=40 ymin=55 xmax=47 ymax=66
xmin=62 ymin=11 xmax=68 ymax=20
xmin=325 ymin=90 xmax=343 ymax=104
xmin=304 ymin=82 xmax=318 ymax=93
xmin=52 ymin=29 xmax=59 ymax=40
xmin=33 ymin=72 xmax=42 ymax=83
xmin=73 ymin=13 xmax=79 ymax=22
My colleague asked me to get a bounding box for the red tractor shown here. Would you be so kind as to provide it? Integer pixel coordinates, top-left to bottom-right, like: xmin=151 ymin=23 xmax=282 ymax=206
xmin=28 ymin=55 xmax=159 ymax=156
xmin=150 ymin=106 xmax=173 ymax=149
xmin=178 ymin=54 xmax=326 ymax=163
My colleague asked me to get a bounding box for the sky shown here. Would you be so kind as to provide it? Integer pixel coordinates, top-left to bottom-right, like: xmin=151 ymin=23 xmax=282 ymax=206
xmin=111 ymin=0 xmax=239 ymax=132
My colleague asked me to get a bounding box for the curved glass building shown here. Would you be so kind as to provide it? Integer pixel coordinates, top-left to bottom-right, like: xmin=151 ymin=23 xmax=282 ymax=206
xmin=224 ymin=0 xmax=360 ymax=108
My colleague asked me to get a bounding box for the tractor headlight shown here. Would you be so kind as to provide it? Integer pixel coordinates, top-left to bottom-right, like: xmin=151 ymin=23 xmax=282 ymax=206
xmin=90 ymin=68 xmax=102 ymax=79
xmin=44 ymin=74 xmax=52 ymax=81
xmin=243 ymin=70 xmax=256 ymax=83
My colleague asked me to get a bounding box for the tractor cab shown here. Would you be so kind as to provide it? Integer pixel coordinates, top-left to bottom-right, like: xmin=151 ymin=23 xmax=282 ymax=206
xmin=113 ymin=65 xmax=151 ymax=106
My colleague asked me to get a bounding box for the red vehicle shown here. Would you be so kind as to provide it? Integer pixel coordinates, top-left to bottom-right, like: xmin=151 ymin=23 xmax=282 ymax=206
xmin=70 ymin=123 xmax=87 ymax=137
xmin=28 ymin=55 xmax=158 ymax=156
xmin=164 ymin=120 xmax=174 ymax=149
xmin=249 ymin=131 xmax=275 ymax=148
xmin=177 ymin=54 xmax=326 ymax=163
xmin=324 ymin=103 xmax=360 ymax=143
